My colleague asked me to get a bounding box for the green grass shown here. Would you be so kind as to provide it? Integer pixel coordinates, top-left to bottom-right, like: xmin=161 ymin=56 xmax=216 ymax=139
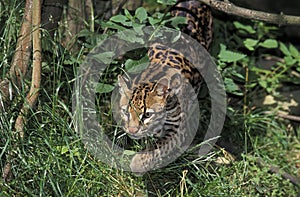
xmin=0 ymin=0 xmax=299 ymax=196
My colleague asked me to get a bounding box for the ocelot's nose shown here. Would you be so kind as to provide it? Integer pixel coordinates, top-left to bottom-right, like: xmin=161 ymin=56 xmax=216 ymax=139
xmin=128 ymin=126 xmax=139 ymax=134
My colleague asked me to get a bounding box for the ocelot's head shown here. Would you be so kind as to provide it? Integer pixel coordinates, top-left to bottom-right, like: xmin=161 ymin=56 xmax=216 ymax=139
xmin=117 ymin=75 xmax=174 ymax=139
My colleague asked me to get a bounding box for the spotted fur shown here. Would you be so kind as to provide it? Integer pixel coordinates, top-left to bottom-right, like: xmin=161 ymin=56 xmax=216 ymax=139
xmin=118 ymin=0 xmax=212 ymax=173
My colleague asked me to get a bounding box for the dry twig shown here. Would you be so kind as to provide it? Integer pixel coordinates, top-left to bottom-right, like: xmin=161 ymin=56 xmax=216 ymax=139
xmin=265 ymin=111 xmax=300 ymax=122
xmin=256 ymin=158 xmax=300 ymax=186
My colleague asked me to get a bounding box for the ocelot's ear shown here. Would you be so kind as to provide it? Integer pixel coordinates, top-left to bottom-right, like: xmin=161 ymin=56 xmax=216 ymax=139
xmin=117 ymin=75 xmax=130 ymax=94
xmin=155 ymin=78 xmax=170 ymax=96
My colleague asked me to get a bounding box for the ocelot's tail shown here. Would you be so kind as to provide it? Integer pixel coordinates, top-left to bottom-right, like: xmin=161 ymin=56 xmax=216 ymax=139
xmin=170 ymin=0 xmax=213 ymax=50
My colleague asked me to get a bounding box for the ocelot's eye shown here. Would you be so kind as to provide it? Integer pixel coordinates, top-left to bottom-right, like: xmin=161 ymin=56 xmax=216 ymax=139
xmin=144 ymin=112 xmax=151 ymax=118
xmin=140 ymin=109 xmax=155 ymax=122
xmin=143 ymin=111 xmax=154 ymax=119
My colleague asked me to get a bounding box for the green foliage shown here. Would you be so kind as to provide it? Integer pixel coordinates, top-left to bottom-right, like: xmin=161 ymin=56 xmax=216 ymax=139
xmin=218 ymin=20 xmax=300 ymax=94
xmin=94 ymin=4 xmax=187 ymax=94
xmin=95 ymin=83 xmax=115 ymax=93
xmin=156 ymin=0 xmax=177 ymax=5
xmin=217 ymin=44 xmax=245 ymax=96
xmin=104 ymin=8 xmax=148 ymax=31
xmin=233 ymin=21 xmax=256 ymax=34
xmin=252 ymin=40 xmax=300 ymax=93
xmin=135 ymin=7 xmax=148 ymax=23
xmin=92 ymin=51 xmax=115 ymax=64
xmin=218 ymin=44 xmax=246 ymax=63
xmin=0 ymin=0 xmax=299 ymax=196
xmin=224 ymin=77 xmax=243 ymax=96
xmin=124 ymin=55 xmax=149 ymax=74
xmin=102 ymin=4 xmax=186 ymax=35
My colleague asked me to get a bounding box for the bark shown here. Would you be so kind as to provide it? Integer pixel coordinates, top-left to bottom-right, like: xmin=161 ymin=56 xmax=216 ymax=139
xmin=15 ymin=0 xmax=42 ymax=137
xmin=199 ymin=0 xmax=300 ymax=26
xmin=3 ymin=0 xmax=42 ymax=182
xmin=9 ymin=0 xmax=33 ymax=89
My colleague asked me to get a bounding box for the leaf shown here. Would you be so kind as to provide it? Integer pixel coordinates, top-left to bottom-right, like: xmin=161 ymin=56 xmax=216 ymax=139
xmin=59 ymin=146 xmax=69 ymax=154
xmin=149 ymin=17 xmax=161 ymax=26
xmin=133 ymin=24 xmax=144 ymax=35
xmin=233 ymin=21 xmax=255 ymax=34
xmin=224 ymin=78 xmax=243 ymax=96
xmin=244 ymin=38 xmax=258 ymax=51
xmin=169 ymin=16 xmax=186 ymax=29
xmin=135 ymin=7 xmax=147 ymax=23
xmin=124 ymin=9 xmax=133 ymax=19
xmin=125 ymin=55 xmax=149 ymax=73
xmin=171 ymin=31 xmax=181 ymax=43
xmin=251 ymin=66 xmax=271 ymax=74
xmin=100 ymin=21 xmax=126 ymax=31
xmin=227 ymin=67 xmax=245 ymax=81
xmin=218 ymin=44 xmax=246 ymax=63
xmin=279 ymin=42 xmax=290 ymax=56
xmin=118 ymin=31 xmax=144 ymax=44
xmin=123 ymin=150 xmax=136 ymax=156
xmin=258 ymin=39 xmax=278 ymax=49
xmin=217 ymin=60 xmax=227 ymax=69
xmin=297 ymin=65 xmax=300 ymax=72
xmin=110 ymin=15 xmax=128 ymax=23
xmin=157 ymin=0 xmax=177 ymax=5
xmin=95 ymin=83 xmax=115 ymax=93
xmin=72 ymin=148 xmax=81 ymax=158
xmin=284 ymin=56 xmax=297 ymax=66
xmin=289 ymin=44 xmax=300 ymax=59
xmin=246 ymin=82 xmax=258 ymax=88
xmin=78 ymin=29 xmax=92 ymax=37
xmin=92 ymin=51 xmax=115 ymax=64
xmin=258 ymin=80 xmax=267 ymax=89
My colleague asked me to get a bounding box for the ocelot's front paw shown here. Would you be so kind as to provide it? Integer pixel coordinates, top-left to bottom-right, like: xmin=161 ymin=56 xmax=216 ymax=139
xmin=130 ymin=152 xmax=156 ymax=176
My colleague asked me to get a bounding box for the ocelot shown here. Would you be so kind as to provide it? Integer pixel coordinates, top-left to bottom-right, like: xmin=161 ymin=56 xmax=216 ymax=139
xmin=118 ymin=0 xmax=213 ymax=173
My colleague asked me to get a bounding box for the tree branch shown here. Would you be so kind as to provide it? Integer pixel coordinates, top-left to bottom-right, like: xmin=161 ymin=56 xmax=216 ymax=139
xmin=3 ymin=0 xmax=42 ymax=182
xmin=0 ymin=0 xmax=33 ymax=107
xmin=265 ymin=111 xmax=300 ymax=122
xmin=199 ymin=0 xmax=300 ymax=26
xmin=2 ymin=0 xmax=33 ymax=182
xmin=15 ymin=0 xmax=42 ymax=137
xmin=9 ymin=0 xmax=33 ymax=86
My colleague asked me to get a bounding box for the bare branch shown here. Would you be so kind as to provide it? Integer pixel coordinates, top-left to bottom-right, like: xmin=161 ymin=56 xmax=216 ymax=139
xmin=199 ymin=0 xmax=300 ymax=26
xmin=9 ymin=0 xmax=33 ymax=86
xmin=2 ymin=0 xmax=34 ymax=182
xmin=15 ymin=0 xmax=42 ymax=137
xmin=265 ymin=111 xmax=300 ymax=122
xmin=0 ymin=0 xmax=33 ymax=106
